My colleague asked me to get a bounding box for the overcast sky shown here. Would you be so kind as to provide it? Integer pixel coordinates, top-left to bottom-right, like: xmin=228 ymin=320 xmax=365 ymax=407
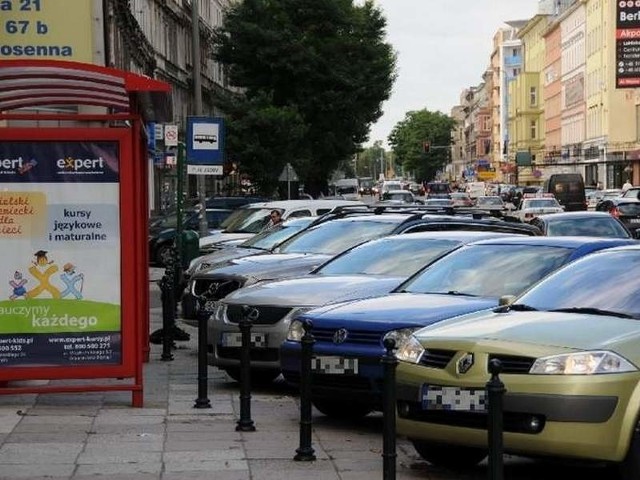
xmin=366 ymin=0 xmax=540 ymax=147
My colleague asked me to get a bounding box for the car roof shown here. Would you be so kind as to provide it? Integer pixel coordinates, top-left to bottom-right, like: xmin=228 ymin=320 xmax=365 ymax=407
xmin=466 ymin=235 xmax=636 ymax=248
xmin=237 ymin=199 xmax=364 ymax=209
xmin=316 ymin=213 xmax=417 ymax=224
xmin=536 ymin=211 xmax=615 ymax=220
xmin=381 ymin=230 xmax=517 ymax=242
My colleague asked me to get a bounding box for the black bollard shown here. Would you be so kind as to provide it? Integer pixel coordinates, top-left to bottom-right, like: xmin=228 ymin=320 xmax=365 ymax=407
xmin=486 ymin=359 xmax=505 ymax=480
xmin=236 ymin=305 xmax=256 ymax=432
xmin=159 ymin=251 xmax=176 ymax=362
xmin=381 ymin=338 xmax=398 ymax=480
xmin=193 ymin=296 xmax=211 ymax=409
xmin=294 ymin=319 xmax=316 ymax=461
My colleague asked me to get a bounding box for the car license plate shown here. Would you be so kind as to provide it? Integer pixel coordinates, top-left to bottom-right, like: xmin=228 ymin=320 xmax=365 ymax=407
xmin=630 ymin=218 xmax=640 ymax=224
xmin=221 ymin=332 xmax=268 ymax=348
xmin=312 ymin=356 xmax=358 ymax=374
xmin=420 ymin=384 xmax=486 ymax=412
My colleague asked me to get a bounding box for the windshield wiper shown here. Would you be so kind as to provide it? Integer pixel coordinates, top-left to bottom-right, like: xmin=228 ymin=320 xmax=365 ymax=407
xmin=445 ymin=290 xmax=477 ymax=297
xmin=508 ymin=304 xmax=538 ymax=312
xmin=549 ymin=307 xmax=635 ymax=319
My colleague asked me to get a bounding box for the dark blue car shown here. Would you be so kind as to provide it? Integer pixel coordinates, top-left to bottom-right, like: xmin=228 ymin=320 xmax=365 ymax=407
xmin=280 ymin=236 xmax=637 ymax=418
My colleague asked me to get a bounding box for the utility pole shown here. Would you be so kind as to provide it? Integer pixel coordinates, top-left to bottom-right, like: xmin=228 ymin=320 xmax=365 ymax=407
xmin=191 ymin=0 xmax=208 ymax=237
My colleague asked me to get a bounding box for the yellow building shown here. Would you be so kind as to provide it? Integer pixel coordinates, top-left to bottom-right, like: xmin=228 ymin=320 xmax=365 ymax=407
xmin=584 ymin=0 xmax=639 ymax=187
xmin=508 ymin=15 xmax=550 ymax=184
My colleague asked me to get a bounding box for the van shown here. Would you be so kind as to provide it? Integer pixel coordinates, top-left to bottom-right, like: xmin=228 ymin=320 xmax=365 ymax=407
xmin=543 ymin=173 xmax=587 ymax=211
xmin=333 ymin=178 xmax=360 ymax=200
xmin=425 ymin=181 xmax=451 ymax=198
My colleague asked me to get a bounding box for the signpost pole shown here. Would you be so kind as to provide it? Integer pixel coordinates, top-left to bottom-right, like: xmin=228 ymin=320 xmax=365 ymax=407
xmin=191 ymin=0 xmax=208 ymax=238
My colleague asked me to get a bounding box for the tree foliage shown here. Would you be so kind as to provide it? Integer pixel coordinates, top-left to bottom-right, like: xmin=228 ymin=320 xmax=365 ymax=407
xmin=211 ymin=0 xmax=396 ymax=196
xmin=355 ymin=141 xmax=386 ymax=180
xmin=388 ymin=110 xmax=456 ymax=183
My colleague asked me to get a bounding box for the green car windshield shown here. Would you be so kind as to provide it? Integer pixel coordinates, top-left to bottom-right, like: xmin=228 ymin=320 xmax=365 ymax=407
xmin=516 ymin=249 xmax=640 ymax=318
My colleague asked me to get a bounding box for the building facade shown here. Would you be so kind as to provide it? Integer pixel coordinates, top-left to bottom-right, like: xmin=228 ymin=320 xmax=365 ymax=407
xmin=105 ymin=0 xmax=234 ymax=209
xmin=452 ymin=0 xmax=640 ymax=188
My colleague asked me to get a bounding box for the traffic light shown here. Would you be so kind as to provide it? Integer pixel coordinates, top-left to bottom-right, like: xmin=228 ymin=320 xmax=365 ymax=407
xmin=423 ymin=141 xmax=431 ymax=153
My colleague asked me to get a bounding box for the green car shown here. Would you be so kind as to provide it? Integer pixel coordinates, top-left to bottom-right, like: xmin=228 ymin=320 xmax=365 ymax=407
xmin=395 ymin=244 xmax=640 ymax=478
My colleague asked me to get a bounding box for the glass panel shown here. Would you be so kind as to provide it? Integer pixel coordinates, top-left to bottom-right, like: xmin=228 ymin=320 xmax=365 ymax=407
xmin=401 ymin=245 xmax=572 ymax=298
xmin=319 ymin=238 xmax=459 ymax=276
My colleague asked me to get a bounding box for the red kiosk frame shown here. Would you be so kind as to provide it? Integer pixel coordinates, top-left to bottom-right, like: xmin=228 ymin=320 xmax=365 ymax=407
xmin=0 ymin=60 xmax=171 ymax=407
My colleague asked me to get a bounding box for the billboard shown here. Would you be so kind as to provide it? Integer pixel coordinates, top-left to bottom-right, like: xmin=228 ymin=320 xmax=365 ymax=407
xmin=616 ymin=1 xmax=640 ymax=88
xmin=0 ymin=141 xmax=121 ymax=367
xmin=0 ymin=0 xmax=94 ymax=62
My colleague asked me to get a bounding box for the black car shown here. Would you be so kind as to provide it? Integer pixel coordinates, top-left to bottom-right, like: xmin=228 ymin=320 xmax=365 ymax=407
xmin=595 ymin=196 xmax=640 ymax=236
xmin=149 ymin=208 xmax=234 ymax=266
xmin=529 ymin=211 xmax=635 ymax=238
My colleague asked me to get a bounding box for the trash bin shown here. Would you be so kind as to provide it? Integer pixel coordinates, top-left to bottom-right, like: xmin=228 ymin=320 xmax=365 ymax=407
xmin=180 ymin=230 xmax=200 ymax=269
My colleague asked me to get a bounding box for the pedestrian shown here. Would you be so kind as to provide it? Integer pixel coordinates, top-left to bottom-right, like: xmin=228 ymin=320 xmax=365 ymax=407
xmin=623 ymin=179 xmax=633 ymax=192
xmin=263 ymin=209 xmax=283 ymax=230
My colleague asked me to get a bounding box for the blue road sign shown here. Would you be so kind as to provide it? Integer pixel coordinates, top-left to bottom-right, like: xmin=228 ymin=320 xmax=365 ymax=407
xmin=186 ymin=116 xmax=224 ymax=165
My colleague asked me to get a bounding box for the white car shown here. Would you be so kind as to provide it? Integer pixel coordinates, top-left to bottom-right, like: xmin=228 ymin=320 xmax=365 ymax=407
xmin=513 ymin=195 xmax=564 ymax=222
xmin=198 ymin=199 xmax=364 ymax=251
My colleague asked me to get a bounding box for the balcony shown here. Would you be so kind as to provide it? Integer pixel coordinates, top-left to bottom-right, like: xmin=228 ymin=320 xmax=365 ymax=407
xmin=504 ymin=55 xmax=522 ymax=67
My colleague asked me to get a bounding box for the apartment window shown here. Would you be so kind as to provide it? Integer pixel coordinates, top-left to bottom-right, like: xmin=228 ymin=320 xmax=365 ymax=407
xmin=530 ymin=86 xmax=537 ymax=106
xmin=530 ymin=120 xmax=537 ymax=139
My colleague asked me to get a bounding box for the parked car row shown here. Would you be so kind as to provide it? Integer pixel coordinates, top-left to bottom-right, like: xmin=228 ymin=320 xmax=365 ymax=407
xmin=169 ymin=196 xmax=640 ymax=476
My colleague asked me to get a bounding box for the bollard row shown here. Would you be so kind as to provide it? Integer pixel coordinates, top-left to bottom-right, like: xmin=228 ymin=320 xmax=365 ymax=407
xmin=211 ymin=311 xmax=506 ymax=480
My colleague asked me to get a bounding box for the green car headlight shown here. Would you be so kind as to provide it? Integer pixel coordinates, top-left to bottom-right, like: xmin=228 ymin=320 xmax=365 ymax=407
xmin=396 ymin=335 xmax=425 ymax=364
xmin=286 ymin=319 xmax=306 ymax=342
xmin=383 ymin=327 xmax=422 ymax=350
xmin=530 ymin=350 xmax=637 ymax=375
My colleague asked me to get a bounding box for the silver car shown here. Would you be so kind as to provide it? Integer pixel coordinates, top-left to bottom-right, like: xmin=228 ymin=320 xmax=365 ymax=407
xmin=207 ymin=231 xmax=515 ymax=383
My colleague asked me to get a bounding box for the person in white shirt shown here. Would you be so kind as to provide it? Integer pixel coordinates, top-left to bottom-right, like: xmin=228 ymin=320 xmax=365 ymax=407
xmin=623 ymin=179 xmax=633 ymax=192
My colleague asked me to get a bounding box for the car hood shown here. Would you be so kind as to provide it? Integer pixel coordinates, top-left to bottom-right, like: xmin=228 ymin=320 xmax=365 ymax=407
xmin=415 ymin=310 xmax=640 ymax=354
xmin=199 ymin=232 xmax=255 ymax=247
xmin=192 ymin=253 xmax=332 ymax=282
xmin=304 ymin=293 xmax=497 ymax=331
xmin=188 ymin=247 xmax=264 ymax=276
xmin=224 ymin=275 xmax=404 ymax=307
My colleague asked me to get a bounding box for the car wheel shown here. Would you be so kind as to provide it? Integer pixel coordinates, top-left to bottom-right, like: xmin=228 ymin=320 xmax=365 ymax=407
xmin=155 ymin=243 xmax=173 ymax=267
xmin=311 ymin=397 xmax=373 ymax=419
xmin=619 ymin=421 xmax=640 ymax=480
xmin=411 ymin=440 xmax=486 ymax=469
xmin=223 ymin=367 xmax=280 ymax=386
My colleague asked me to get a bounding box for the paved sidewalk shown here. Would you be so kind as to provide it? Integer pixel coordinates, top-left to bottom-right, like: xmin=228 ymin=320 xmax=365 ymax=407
xmin=0 ymin=274 xmax=611 ymax=479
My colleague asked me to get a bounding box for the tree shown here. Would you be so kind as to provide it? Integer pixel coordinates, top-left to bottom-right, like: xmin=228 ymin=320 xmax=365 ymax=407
xmin=211 ymin=0 xmax=396 ymax=197
xmin=388 ymin=110 xmax=456 ymax=183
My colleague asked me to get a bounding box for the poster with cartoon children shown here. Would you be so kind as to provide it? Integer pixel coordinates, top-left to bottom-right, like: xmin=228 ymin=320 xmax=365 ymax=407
xmin=8 ymin=251 xmax=85 ymax=301
xmin=0 ymin=141 xmax=122 ymax=367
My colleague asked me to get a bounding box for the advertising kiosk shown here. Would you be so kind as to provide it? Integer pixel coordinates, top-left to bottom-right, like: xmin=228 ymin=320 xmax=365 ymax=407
xmin=0 ymin=60 xmax=172 ymax=406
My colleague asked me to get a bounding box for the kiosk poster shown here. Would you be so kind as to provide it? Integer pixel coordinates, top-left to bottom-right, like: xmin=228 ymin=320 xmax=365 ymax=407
xmin=0 ymin=141 xmax=121 ymax=367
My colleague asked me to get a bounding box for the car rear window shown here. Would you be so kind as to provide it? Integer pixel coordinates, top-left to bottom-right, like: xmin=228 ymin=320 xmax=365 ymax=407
xmin=427 ymin=183 xmax=451 ymax=193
